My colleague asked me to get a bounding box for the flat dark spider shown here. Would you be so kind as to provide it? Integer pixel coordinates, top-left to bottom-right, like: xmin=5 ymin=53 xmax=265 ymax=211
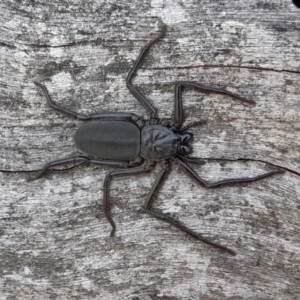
xmin=30 ymin=26 xmax=282 ymax=255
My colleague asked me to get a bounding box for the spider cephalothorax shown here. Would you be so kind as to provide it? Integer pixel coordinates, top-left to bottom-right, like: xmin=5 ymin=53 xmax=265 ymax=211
xmin=140 ymin=124 xmax=193 ymax=160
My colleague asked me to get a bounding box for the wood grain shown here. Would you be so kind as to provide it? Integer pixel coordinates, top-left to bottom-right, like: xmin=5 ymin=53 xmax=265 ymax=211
xmin=1 ymin=1 xmax=300 ymax=299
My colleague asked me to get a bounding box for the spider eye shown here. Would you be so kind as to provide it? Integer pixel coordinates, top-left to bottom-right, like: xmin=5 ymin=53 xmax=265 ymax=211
xmin=180 ymin=133 xmax=193 ymax=144
xmin=179 ymin=145 xmax=191 ymax=155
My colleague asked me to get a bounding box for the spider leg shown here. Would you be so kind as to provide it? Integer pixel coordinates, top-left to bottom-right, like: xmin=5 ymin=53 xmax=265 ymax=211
xmin=174 ymin=83 xmax=184 ymax=128
xmin=176 ymin=156 xmax=284 ymax=188
xmin=174 ymin=81 xmax=255 ymax=129
xmin=126 ymin=26 xmax=166 ymax=118
xmin=144 ymin=164 xmax=236 ymax=255
xmin=27 ymin=156 xmax=130 ymax=181
xmin=103 ymin=162 xmax=154 ymax=237
xmin=34 ymin=81 xmax=139 ymax=122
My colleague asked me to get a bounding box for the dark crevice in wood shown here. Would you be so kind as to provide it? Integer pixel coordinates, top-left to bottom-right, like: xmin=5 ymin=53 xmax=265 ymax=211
xmin=1 ymin=158 xmax=299 ymax=178
xmin=149 ymin=65 xmax=300 ymax=75
xmin=0 ymin=163 xmax=87 ymax=174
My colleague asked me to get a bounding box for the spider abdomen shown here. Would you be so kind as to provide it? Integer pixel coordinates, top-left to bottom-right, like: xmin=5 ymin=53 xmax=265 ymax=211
xmin=74 ymin=121 xmax=141 ymax=161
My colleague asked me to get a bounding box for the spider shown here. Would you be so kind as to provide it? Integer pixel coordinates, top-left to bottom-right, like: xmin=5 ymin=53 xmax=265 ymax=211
xmin=30 ymin=25 xmax=282 ymax=255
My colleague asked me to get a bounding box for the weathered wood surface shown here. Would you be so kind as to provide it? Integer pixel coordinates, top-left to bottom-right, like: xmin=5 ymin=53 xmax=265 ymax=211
xmin=1 ymin=1 xmax=300 ymax=299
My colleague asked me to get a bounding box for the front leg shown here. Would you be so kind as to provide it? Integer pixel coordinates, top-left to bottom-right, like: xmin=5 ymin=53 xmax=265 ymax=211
xmin=176 ymin=156 xmax=284 ymax=187
xmin=174 ymin=81 xmax=255 ymax=129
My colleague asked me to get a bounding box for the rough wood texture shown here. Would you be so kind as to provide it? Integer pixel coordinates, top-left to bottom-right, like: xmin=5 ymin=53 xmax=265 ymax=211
xmin=1 ymin=1 xmax=300 ymax=299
